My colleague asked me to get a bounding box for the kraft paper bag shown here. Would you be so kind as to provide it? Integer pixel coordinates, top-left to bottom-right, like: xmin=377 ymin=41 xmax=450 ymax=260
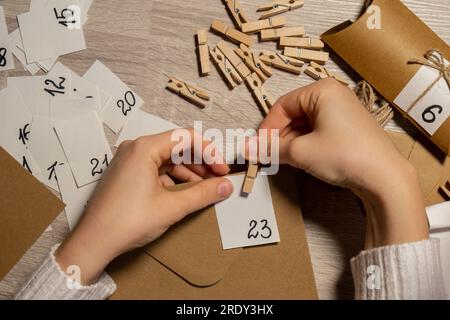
xmin=322 ymin=0 xmax=450 ymax=155
xmin=107 ymin=166 xmax=318 ymax=299
xmin=0 ymin=147 xmax=65 ymax=280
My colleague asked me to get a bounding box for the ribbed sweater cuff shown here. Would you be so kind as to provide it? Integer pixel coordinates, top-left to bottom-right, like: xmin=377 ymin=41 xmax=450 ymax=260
xmin=14 ymin=244 xmax=116 ymax=300
xmin=350 ymin=238 xmax=446 ymax=299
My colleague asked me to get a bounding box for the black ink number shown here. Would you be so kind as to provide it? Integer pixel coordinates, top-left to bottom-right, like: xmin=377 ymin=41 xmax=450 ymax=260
xmin=44 ymin=77 xmax=66 ymax=96
xmin=90 ymin=154 xmax=109 ymax=177
xmin=19 ymin=123 xmax=31 ymax=145
xmin=247 ymin=219 xmax=272 ymax=240
xmin=421 ymin=105 xmax=443 ymax=124
xmin=53 ymin=8 xmax=76 ymax=27
xmin=0 ymin=47 xmax=7 ymax=67
xmin=117 ymin=91 xmax=136 ymax=116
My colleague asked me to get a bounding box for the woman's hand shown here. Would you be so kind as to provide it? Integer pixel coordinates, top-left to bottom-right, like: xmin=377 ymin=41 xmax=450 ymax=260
xmin=55 ymin=129 xmax=233 ymax=285
xmin=254 ymin=78 xmax=429 ymax=249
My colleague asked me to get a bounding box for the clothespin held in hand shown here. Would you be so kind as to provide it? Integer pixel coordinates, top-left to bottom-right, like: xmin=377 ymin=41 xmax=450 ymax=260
xmin=257 ymin=0 xmax=304 ymax=19
xmin=166 ymin=77 xmax=210 ymax=108
xmin=242 ymin=163 xmax=259 ymax=194
xmin=235 ymin=44 xmax=272 ymax=82
xmin=259 ymin=50 xmax=304 ymax=75
xmin=245 ymin=72 xmax=274 ymax=116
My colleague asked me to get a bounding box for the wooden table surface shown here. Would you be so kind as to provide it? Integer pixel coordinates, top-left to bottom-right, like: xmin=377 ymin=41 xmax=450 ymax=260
xmin=0 ymin=0 xmax=449 ymax=299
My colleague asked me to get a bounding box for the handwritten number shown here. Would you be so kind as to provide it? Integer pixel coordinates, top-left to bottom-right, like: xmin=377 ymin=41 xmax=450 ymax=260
xmin=117 ymin=91 xmax=136 ymax=116
xmin=0 ymin=48 xmax=7 ymax=67
xmin=247 ymin=220 xmax=259 ymax=239
xmin=19 ymin=123 xmax=31 ymax=145
xmin=421 ymin=105 xmax=443 ymax=124
xmin=22 ymin=156 xmax=32 ymax=174
xmin=44 ymin=77 xmax=66 ymax=96
xmin=53 ymin=8 xmax=76 ymax=27
xmin=247 ymin=219 xmax=272 ymax=240
xmin=90 ymin=154 xmax=109 ymax=177
xmin=47 ymin=161 xmax=59 ymax=181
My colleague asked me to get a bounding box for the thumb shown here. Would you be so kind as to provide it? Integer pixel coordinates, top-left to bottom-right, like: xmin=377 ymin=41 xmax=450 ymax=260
xmin=165 ymin=177 xmax=234 ymax=222
xmin=284 ymin=133 xmax=322 ymax=172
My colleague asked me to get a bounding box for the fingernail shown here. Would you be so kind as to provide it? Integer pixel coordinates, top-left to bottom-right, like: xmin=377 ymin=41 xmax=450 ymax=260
xmin=218 ymin=179 xmax=233 ymax=199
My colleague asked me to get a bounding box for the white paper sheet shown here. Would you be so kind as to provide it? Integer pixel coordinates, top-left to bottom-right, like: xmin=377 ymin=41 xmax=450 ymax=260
xmin=52 ymin=110 xmax=112 ymax=187
xmin=214 ymin=174 xmax=280 ymax=250
xmin=55 ymin=163 xmax=97 ymax=230
xmin=18 ymin=0 xmax=86 ymax=63
xmin=83 ymin=60 xmax=144 ymax=133
xmin=114 ymin=109 xmax=179 ymax=147
xmin=30 ymin=0 xmax=90 ymax=25
xmin=8 ymin=72 xmax=73 ymax=116
xmin=394 ymin=62 xmax=450 ymax=135
xmin=0 ymin=6 xmax=15 ymax=71
xmin=9 ymin=29 xmax=41 ymax=75
xmin=28 ymin=115 xmax=67 ymax=191
xmin=427 ymin=201 xmax=450 ymax=300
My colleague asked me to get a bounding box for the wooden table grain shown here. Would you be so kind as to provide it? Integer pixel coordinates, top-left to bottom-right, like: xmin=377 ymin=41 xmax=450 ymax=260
xmin=0 ymin=0 xmax=449 ymax=300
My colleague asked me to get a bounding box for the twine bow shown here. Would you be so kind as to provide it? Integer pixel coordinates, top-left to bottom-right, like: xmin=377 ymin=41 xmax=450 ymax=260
xmin=406 ymin=49 xmax=450 ymax=113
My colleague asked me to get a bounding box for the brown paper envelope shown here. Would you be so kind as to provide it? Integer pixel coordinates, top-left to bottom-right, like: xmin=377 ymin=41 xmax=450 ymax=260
xmin=107 ymin=167 xmax=318 ymax=299
xmin=321 ymin=0 xmax=450 ymax=154
xmin=0 ymin=147 xmax=65 ymax=280
xmin=387 ymin=131 xmax=450 ymax=205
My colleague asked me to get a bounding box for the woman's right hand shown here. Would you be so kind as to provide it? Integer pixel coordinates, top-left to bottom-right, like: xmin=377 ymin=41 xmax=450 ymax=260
xmin=255 ymin=78 xmax=429 ymax=249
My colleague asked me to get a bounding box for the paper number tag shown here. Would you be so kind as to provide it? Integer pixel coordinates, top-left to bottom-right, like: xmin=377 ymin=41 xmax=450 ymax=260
xmin=394 ymin=63 xmax=450 ymax=135
xmin=214 ymin=174 xmax=280 ymax=250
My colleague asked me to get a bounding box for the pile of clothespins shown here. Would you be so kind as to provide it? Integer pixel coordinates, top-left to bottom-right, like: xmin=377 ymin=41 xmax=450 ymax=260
xmin=165 ymin=0 xmax=349 ymax=193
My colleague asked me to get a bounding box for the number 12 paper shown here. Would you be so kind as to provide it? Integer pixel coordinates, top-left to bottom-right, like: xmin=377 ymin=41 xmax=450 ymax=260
xmin=214 ymin=174 xmax=280 ymax=250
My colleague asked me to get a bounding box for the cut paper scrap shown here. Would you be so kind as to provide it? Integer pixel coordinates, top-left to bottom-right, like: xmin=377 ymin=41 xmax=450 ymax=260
xmin=84 ymin=60 xmax=143 ymax=133
xmin=214 ymin=174 xmax=280 ymax=250
xmin=115 ymin=109 xmax=179 ymax=147
xmin=9 ymin=29 xmax=40 ymax=75
xmin=0 ymin=6 xmax=15 ymax=71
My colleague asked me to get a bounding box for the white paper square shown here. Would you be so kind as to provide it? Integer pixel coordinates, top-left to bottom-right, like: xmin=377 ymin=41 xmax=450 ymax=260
xmin=84 ymin=60 xmax=144 ymax=133
xmin=0 ymin=6 xmax=15 ymax=71
xmin=394 ymin=63 xmax=449 ymax=135
xmin=53 ymin=111 xmax=112 ymax=187
xmin=214 ymin=174 xmax=280 ymax=250
xmin=18 ymin=0 xmax=86 ymax=63
xmin=115 ymin=109 xmax=179 ymax=147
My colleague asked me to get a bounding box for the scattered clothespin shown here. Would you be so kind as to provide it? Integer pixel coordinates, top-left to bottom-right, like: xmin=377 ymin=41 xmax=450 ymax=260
xmin=217 ymin=40 xmax=251 ymax=79
xmin=241 ymin=16 xmax=285 ymax=34
xmin=259 ymin=50 xmax=304 ymax=75
xmin=283 ymin=47 xmax=329 ymax=65
xmin=304 ymin=61 xmax=349 ymax=85
xmin=209 ymin=46 xmax=243 ymax=89
xmin=439 ymin=181 xmax=450 ymax=200
xmin=166 ymin=77 xmax=210 ymax=108
xmin=211 ymin=20 xmax=254 ymax=47
xmin=235 ymin=44 xmax=272 ymax=82
xmin=242 ymin=163 xmax=259 ymax=194
xmin=223 ymin=0 xmax=249 ymax=30
xmin=257 ymin=0 xmax=305 ymax=19
xmin=279 ymin=37 xmax=324 ymax=50
xmin=260 ymin=26 xmax=305 ymax=41
xmin=245 ymin=72 xmax=274 ymax=116
xmin=196 ymin=30 xmax=210 ymax=76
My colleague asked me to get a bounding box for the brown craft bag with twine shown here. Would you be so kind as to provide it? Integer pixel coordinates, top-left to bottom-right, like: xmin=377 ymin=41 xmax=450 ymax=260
xmin=321 ymin=0 xmax=450 ymax=155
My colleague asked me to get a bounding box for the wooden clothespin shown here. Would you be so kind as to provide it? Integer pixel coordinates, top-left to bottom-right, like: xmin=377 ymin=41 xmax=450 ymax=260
xmin=209 ymin=46 xmax=242 ymax=89
xmin=279 ymin=37 xmax=324 ymax=50
xmin=439 ymin=181 xmax=450 ymax=200
xmin=235 ymin=44 xmax=272 ymax=82
xmin=257 ymin=0 xmax=304 ymax=19
xmin=223 ymin=0 xmax=249 ymax=30
xmin=217 ymin=40 xmax=251 ymax=79
xmin=283 ymin=47 xmax=329 ymax=65
xmin=304 ymin=61 xmax=349 ymax=85
xmin=196 ymin=30 xmax=210 ymax=76
xmin=245 ymin=72 xmax=274 ymax=116
xmin=242 ymin=163 xmax=259 ymax=194
xmin=259 ymin=50 xmax=304 ymax=75
xmin=211 ymin=20 xmax=254 ymax=47
xmin=241 ymin=16 xmax=285 ymax=34
xmin=260 ymin=26 xmax=305 ymax=41
xmin=166 ymin=77 xmax=210 ymax=108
